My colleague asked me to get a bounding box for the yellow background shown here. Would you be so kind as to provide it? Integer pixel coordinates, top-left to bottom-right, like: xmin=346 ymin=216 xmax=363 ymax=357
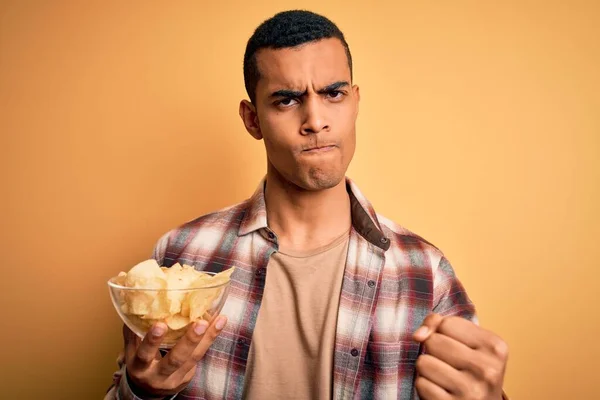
xmin=1 ymin=1 xmax=598 ymax=398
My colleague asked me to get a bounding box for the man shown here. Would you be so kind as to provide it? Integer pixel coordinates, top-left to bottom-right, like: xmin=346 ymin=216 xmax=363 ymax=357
xmin=106 ymin=9 xmax=509 ymax=400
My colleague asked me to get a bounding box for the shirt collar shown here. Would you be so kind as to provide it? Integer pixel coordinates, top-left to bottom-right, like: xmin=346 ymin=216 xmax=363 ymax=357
xmin=238 ymin=178 xmax=268 ymax=236
xmin=238 ymin=177 xmax=390 ymax=251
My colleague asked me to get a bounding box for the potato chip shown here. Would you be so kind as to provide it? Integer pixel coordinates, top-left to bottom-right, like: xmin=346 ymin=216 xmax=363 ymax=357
xmin=163 ymin=264 xmax=203 ymax=314
xmin=125 ymin=290 xmax=157 ymax=315
xmin=114 ymin=260 xmax=236 ymax=341
xmin=189 ymin=287 xmax=221 ymax=321
xmin=125 ymin=259 xmax=166 ymax=288
xmin=141 ymin=289 xmax=171 ymax=319
xmin=206 ymin=267 xmax=236 ymax=287
xmin=180 ymin=295 xmax=191 ymax=317
xmin=114 ymin=272 xmax=127 ymax=286
xmin=120 ymin=260 xmax=167 ymax=315
xmin=184 ymin=267 xmax=234 ymax=320
xmin=166 ymin=314 xmax=190 ymax=330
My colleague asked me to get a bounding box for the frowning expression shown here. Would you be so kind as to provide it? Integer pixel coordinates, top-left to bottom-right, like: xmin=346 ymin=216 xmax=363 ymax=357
xmin=241 ymin=37 xmax=360 ymax=190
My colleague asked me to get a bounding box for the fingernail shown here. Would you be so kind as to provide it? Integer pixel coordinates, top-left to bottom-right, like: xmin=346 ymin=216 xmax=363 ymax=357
xmin=152 ymin=323 xmax=166 ymax=337
xmin=194 ymin=321 xmax=208 ymax=335
xmin=415 ymin=326 xmax=429 ymax=338
xmin=215 ymin=316 xmax=227 ymax=330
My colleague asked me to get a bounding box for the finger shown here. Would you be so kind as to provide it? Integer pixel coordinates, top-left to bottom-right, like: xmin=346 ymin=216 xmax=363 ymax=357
xmin=413 ymin=313 xmax=444 ymax=342
xmin=168 ymin=363 xmax=198 ymax=390
xmin=438 ymin=317 xmax=508 ymax=357
xmin=425 ymin=332 xmax=504 ymax=387
xmin=130 ymin=322 xmax=167 ymax=371
xmin=423 ymin=332 xmax=475 ymax=370
xmin=190 ymin=315 xmax=228 ymax=361
xmin=181 ymin=365 xmax=197 ymax=383
xmin=416 ymin=354 xmax=468 ymax=396
xmin=123 ymin=324 xmax=141 ymax=364
xmin=158 ymin=320 xmax=210 ymax=376
xmin=414 ymin=375 xmax=452 ymax=400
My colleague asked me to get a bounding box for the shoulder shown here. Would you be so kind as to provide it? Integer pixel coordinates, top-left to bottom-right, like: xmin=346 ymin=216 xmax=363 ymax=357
xmin=152 ymin=199 xmax=250 ymax=265
xmin=166 ymin=199 xmax=248 ymax=239
xmin=376 ymin=213 xmax=446 ymax=271
xmin=376 ymin=213 xmax=477 ymax=319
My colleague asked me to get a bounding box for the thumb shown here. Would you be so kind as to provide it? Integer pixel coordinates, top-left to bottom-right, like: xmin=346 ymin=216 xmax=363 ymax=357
xmin=413 ymin=313 xmax=444 ymax=342
xmin=122 ymin=324 xmax=140 ymax=362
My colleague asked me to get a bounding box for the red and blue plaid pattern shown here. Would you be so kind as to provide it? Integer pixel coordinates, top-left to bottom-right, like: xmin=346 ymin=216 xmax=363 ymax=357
xmin=106 ymin=177 xmax=476 ymax=400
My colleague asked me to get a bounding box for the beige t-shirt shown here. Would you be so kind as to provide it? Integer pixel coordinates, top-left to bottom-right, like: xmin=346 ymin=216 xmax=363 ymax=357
xmin=242 ymin=231 xmax=350 ymax=400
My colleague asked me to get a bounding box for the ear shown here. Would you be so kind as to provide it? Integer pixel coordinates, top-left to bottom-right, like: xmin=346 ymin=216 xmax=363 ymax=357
xmin=239 ymin=100 xmax=263 ymax=140
xmin=353 ymin=84 xmax=360 ymax=115
xmin=353 ymin=85 xmax=360 ymax=102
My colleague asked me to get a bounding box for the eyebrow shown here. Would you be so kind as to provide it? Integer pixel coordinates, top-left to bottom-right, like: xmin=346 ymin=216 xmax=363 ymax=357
xmin=269 ymin=81 xmax=350 ymax=98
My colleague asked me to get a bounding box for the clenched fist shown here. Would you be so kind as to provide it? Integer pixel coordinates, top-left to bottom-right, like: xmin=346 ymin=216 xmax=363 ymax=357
xmin=413 ymin=314 xmax=509 ymax=400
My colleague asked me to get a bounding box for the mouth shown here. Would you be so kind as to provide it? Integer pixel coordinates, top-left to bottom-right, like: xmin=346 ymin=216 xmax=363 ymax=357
xmin=302 ymin=144 xmax=337 ymax=153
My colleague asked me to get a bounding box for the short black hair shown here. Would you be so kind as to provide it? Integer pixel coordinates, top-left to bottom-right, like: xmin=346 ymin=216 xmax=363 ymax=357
xmin=243 ymin=10 xmax=353 ymax=104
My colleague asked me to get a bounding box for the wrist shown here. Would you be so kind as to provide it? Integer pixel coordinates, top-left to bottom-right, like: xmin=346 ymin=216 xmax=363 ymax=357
xmin=124 ymin=368 xmax=173 ymax=400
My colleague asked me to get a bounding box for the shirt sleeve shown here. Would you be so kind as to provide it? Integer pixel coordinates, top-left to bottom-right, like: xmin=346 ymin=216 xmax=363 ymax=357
xmin=104 ymin=351 xmax=140 ymax=400
xmin=104 ymin=351 xmax=143 ymax=400
xmin=104 ymin=351 xmax=179 ymax=400
xmin=152 ymin=231 xmax=171 ymax=266
xmin=431 ymin=255 xmax=478 ymax=323
xmin=431 ymin=256 xmax=510 ymax=400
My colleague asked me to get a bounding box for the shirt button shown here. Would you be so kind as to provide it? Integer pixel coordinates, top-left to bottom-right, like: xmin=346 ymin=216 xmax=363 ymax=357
xmin=367 ymin=280 xmax=376 ymax=288
xmin=380 ymin=237 xmax=389 ymax=244
xmin=255 ymin=268 xmax=265 ymax=277
xmin=237 ymin=338 xmax=246 ymax=347
xmin=350 ymin=348 xmax=359 ymax=357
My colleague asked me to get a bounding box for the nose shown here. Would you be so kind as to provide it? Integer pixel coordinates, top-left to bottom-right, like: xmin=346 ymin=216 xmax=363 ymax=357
xmin=300 ymin=97 xmax=330 ymax=135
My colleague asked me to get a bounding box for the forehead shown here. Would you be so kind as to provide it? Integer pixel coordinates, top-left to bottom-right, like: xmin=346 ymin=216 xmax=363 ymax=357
xmin=254 ymin=38 xmax=351 ymax=92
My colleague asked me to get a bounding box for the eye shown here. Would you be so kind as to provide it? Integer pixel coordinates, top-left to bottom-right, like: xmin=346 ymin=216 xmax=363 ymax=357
xmin=275 ymin=98 xmax=299 ymax=108
xmin=327 ymin=90 xmax=345 ymax=100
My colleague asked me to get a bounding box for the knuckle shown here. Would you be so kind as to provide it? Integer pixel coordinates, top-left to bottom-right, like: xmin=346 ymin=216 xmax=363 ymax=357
xmin=457 ymin=377 xmax=471 ymax=396
xmin=421 ymin=333 xmax=440 ymax=354
xmin=134 ymin=351 xmax=153 ymax=365
xmin=491 ymin=337 xmax=509 ymax=359
xmin=186 ymin=329 xmax=203 ymax=344
xmin=469 ymin=382 xmax=487 ymax=400
xmin=482 ymin=365 xmax=501 ymax=384
xmin=126 ymin=368 xmax=144 ymax=382
xmin=167 ymin=354 xmax=187 ymax=370
xmin=207 ymin=326 xmax=221 ymax=341
xmin=466 ymin=355 xmax=486 ymax=378
xmin=427 ymin=332 xmax=441 ymax=345
xmin=415 ymin=355 xmax=426 ymax=371
xmin=438 ymin=315 xmax=457 ymax=331
xmin=414 ymin=376 xmax=427 ymax=392
xmin=425 ymin=313 xmax=443 ymax=325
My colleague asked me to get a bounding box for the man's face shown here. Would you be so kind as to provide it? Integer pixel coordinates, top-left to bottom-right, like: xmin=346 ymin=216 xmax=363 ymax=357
xmin=243 ymin=38 xmax=359 ymax=191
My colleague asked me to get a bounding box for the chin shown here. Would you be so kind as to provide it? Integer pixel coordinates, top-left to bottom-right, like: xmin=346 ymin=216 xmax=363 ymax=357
xmin=301 ymin=169 xmax=345 ymax=191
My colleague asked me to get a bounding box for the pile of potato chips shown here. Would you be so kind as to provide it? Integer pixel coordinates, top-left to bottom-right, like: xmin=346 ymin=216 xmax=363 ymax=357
xmin=112 ymin=259 xmax=234 ymax=334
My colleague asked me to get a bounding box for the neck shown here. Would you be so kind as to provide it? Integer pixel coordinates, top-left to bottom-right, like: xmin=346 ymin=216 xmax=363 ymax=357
xmin=264 ymin=167 xmax=352 ymax=253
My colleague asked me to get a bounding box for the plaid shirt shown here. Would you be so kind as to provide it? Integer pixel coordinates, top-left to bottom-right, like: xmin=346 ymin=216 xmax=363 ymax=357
xmin=107 ymin=177 xmax=478 ymax=400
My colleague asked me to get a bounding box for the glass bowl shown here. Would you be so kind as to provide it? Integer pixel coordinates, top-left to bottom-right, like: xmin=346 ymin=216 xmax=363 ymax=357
xmin=108 ymin=272 xmax=231 ymax=348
